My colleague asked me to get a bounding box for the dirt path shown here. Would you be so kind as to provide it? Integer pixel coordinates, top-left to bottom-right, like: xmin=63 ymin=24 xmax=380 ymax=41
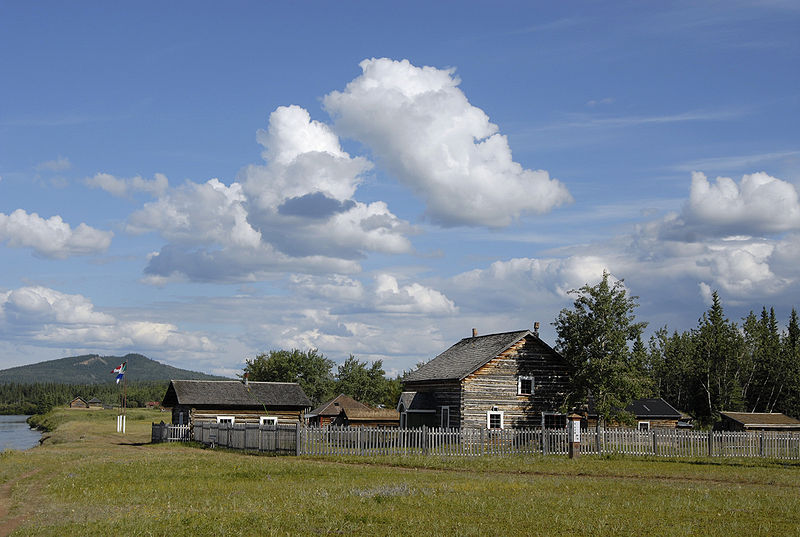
xmin=0 ymin=469 xmax=42 ymax=537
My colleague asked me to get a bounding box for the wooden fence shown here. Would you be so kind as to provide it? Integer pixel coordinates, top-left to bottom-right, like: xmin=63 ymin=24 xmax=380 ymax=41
xmin=151 ymin=422 xmax=800 ymax=460
xmin=151 ymin=422 xmax=191 ymax=443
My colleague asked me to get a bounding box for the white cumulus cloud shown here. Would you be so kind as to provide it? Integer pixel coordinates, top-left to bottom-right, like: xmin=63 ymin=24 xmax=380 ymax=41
xmin=0 ymin=285 xmax=214 ymax=352
xmin=0 ymin=209 xmax=113 ymax=258
xmin=323 ymin=58 xmax=573 ymax=227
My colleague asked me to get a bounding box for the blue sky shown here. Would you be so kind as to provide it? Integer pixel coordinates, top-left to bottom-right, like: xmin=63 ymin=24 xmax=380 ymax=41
xmin=1 ymin=1 xmax=799 ymax=376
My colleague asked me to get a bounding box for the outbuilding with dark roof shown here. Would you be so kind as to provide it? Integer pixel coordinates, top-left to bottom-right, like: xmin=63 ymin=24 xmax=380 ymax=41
xmin=162 ymin=379 xmax=312 ymax=426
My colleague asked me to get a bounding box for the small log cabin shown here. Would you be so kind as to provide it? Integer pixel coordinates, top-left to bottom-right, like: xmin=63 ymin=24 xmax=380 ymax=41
xmin=333 ymin=408 xmax=400 ymax=428
xmin=716 ymin=412 xmax=800 ymax=432
xmin=585 ymin=397 xmax=683 ymax=430
xmin=399 ymin=326 xmax=571 ymax=429
xmin=161 ymin=380 xmax=312 ymax=426
xmin=69 ymin=396 xmax=88 ymax=409
xmin=306 ymin=394 xmax=371 ymax=427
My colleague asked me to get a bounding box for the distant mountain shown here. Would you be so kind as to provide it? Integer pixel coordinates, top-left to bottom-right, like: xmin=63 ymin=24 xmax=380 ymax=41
xmin=0 ymin=353 xmax=229 ymax=384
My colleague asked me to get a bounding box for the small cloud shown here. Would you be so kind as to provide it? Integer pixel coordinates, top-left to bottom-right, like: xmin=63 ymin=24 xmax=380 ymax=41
xmin=35 ymin=156 xmax=72 ymax=172
xmin=586 ymin=97 xmax=614 ymax=107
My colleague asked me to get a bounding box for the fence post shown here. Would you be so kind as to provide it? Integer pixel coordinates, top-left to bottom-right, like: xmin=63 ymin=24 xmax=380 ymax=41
xmin=422 ymin=426 xmax=428 ymax=455
xmin=543 ymin=428 xmax=549 ymax=456
xmin=652 ymin=430 xmax=658 ymax=456
xmin=759 ymin=431 xmax=764 ymax=458
xmin=296 ymin=423 xmax=301 ymax=456
xmin=707 ymin=430 xmax=713 ymax=457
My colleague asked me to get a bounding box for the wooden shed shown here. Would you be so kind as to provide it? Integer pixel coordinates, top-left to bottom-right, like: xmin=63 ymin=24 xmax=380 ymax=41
xmin=586 ymin=397 xmax=683 ymax=430
xmin=716 ymin=412 xmax=800 ymax=432
xmin=69 ymin=396 xmax=88 ymax=409
xmin=399 ymin=327 xmax=571 ymax=429
xmin=161 ymin=379 xmax=312 ymax=426
xmin=306 ymin=394 xmax=370 ymax=427
xmin=87 ymin=397 xmax=103 ymax=408
xmin=333 ymin=407 xmax=400 ymax=428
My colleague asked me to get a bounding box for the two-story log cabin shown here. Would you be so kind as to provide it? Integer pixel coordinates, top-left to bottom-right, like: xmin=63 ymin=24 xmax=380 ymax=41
xmin=399 ymin=326 xmax=571 ymax=429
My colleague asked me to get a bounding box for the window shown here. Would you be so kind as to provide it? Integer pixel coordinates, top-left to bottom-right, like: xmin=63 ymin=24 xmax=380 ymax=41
xmin=178 ymin=411 xmax=184 ymax=426
xmin=517 ymin=376 xmax=534 ymax=396
xmin=216 ymin=416 xmax=235 ymax=425
xmin=260 ymin=416 xmax=278 ymax=427
xmin=440 ymin=406 xmax=450 ymax=428
xmin=638 ymin=421 xmax=650 ymax=432
xmin=487 ymin=410 xmax=504 ymax=429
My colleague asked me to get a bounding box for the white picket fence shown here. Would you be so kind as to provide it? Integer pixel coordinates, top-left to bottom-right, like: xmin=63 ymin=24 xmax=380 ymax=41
xmin=151 ymin=422 xmax=800 ymax=460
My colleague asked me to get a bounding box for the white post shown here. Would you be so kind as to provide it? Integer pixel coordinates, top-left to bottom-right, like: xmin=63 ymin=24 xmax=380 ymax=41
xmin=122 ymin=415 xmax=126 ymax=434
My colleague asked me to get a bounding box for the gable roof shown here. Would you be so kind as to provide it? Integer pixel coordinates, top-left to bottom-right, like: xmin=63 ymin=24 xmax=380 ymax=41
xmin=87 ymin=397 xmax=103 ymax=404
xmin=625 ymin=398 xmax=681 ymax=419
xmin=308 ymin=394 xmax=370 ymax=418
xmin=720 ymin=412 xmax=800 ymax=428
xmin=404 ymin=330 xmax=533 ymax=382
xmin=162 ymin=380 xmax=311 ymax=408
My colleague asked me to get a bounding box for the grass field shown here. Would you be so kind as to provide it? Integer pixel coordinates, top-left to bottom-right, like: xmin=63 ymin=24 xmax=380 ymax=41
xmin=1 ymin=409 xmax=799 ymax=536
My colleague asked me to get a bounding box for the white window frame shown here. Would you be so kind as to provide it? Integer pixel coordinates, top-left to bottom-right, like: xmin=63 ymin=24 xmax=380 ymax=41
xmin=638 ymin=421 xmax=650 ymax=432
xmin=216 ymin=415 xmax=235 ymax=425
xmin=486 ymin=410 xmax=504 ymax=429
xmin=259 ymin=416 xmax=278 ymax=427
xmin=517 ymin=376 xmax=535 ymax=396
xmin=440 ymin=406 xmax=450 ymax=429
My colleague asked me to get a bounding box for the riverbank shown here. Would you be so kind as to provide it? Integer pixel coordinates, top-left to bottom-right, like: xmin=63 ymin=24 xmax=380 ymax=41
xmin=1 ymin=408 xmax=799 ymax=536
xmin=0 ymin=416 xmax=41 ymax=451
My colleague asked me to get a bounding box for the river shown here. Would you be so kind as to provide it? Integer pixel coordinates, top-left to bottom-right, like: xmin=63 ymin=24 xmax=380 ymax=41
xmin=0 ymin=415 xmax=42 ymax=451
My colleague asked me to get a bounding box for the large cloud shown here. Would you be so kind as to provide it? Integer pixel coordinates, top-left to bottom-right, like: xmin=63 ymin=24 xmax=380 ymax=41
xmin=0 ymin=209 xmax=112 ymax=258
xmin=323 ymin=58 xmax=573 ymax=227
xmin=657 ymin=171 xmax=800 ymax=241
xmin=0 ymin=286 xmax=213 ymax=352
xmin=125 ymin=104 xmax=413 ymax=283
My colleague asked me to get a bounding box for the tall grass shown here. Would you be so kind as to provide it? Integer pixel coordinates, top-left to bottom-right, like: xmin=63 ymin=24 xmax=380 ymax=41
xmin=2 ymin=409 xmax=799 ymax=536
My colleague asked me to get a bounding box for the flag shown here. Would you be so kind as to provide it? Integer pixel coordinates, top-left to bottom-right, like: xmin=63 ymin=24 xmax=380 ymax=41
xmin=111 ymin=361 xmax=127 ymax=384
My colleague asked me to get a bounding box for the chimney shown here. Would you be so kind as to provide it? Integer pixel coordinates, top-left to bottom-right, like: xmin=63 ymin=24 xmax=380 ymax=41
xmin=472 ymin=328 xmax=478 ymax=338
xmin=243 ymin=372 xmax=249 ymax=387
xmin=533 ymin=322 xmax=540 ymax=337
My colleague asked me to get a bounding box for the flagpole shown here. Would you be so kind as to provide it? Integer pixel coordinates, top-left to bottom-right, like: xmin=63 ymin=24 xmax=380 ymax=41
xmin=122 ymin=367 xmax=127 ymax=433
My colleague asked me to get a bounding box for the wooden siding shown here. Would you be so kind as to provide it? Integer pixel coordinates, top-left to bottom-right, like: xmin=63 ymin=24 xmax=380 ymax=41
xmin=170 ymin=405 xmax=305 ymax=425
xmin=399 ymin=380 xmax=462 ymax=428
xmin=461 ymin=336 xmax=571 ymax=428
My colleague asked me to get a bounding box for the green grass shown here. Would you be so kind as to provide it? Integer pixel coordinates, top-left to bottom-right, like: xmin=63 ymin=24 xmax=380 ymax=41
xmin=2 ymin=409 xmax=799 ymax=536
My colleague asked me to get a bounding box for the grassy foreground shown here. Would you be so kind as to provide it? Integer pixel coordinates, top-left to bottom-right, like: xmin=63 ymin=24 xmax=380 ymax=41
xmin=1 ymin=409 xmax=799 ymax=536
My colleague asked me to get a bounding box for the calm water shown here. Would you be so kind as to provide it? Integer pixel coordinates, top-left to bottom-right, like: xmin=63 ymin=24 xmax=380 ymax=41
xmin=0 ymin=415 xmax=42 ymax=451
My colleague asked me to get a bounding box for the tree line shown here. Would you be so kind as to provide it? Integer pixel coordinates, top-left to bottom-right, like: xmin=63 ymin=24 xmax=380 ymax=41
xmin=554 ymin=272 xmax=800 ymax=427
xmin=242 ymin=349 xmax=402 ymax=408
xmin=0 ymin=381 xmax=169 ymax=415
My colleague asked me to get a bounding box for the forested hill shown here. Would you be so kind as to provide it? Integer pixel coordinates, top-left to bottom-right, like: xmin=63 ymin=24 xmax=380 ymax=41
xmin=0 ymin=353 xmax=228 ymax=384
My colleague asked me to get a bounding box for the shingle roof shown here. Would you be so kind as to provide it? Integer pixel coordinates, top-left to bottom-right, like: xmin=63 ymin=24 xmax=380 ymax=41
xmin=404 ymin=330 xmax=532 ymax=382
xmin=308 ymin=394 xmax=370 ymax=417
xmin=720 ymin=412 xmax=800 ymax=428
xmin=625 ymin=398 xmax=681 ymax=419
xmin=162 ymin=380 xmax=311 ymax=408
